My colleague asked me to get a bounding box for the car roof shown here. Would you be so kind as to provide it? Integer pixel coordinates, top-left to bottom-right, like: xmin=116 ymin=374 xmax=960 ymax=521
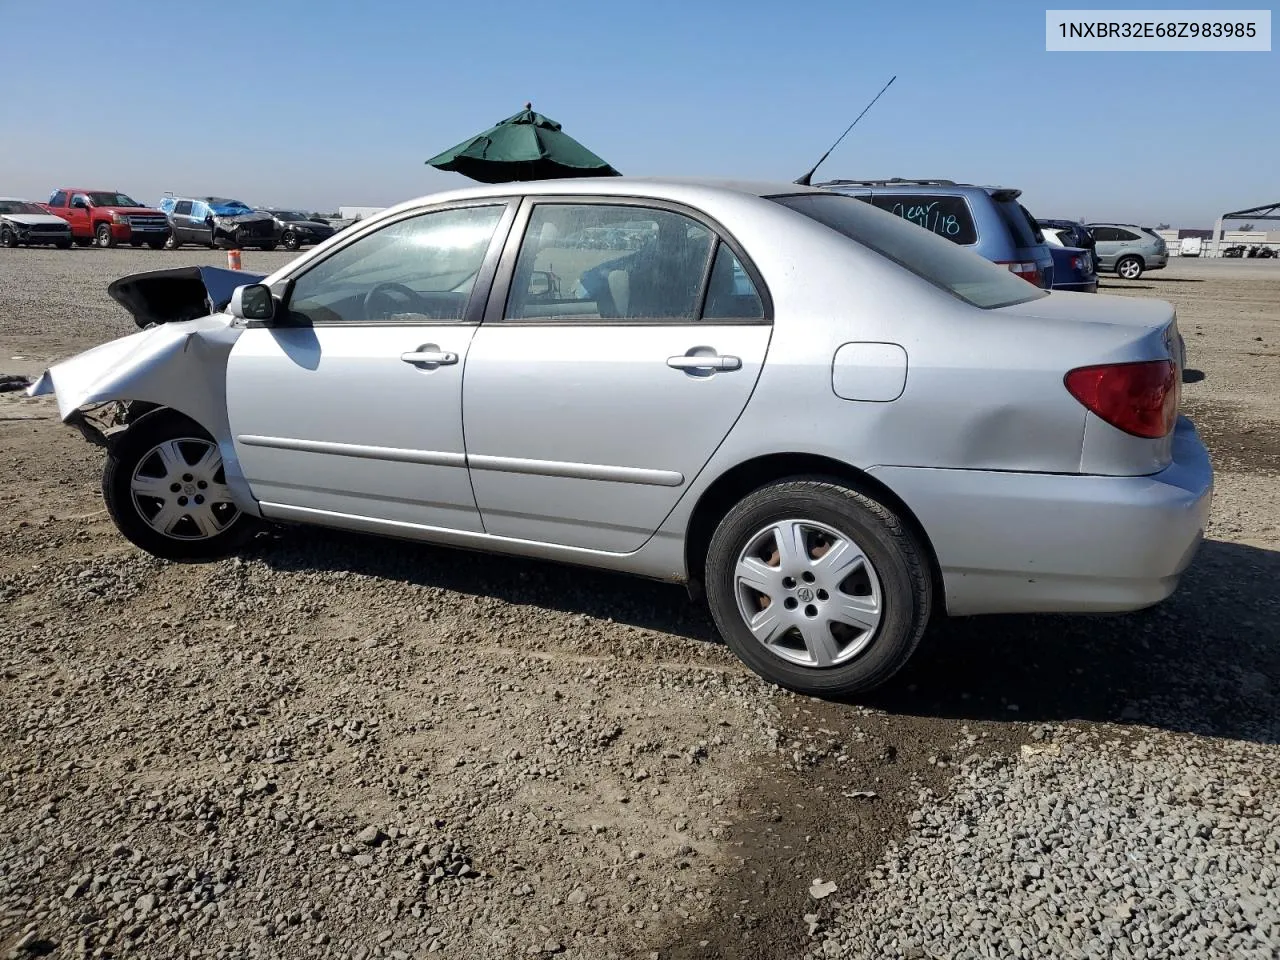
xmin=374 ymin=177 xmax=827 ymax=218
xmin=815 ymin=178 xmax=1020 ymax=196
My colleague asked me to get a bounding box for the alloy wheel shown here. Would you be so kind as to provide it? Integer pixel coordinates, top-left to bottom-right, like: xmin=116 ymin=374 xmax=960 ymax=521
xmin=129 ymin=437 xmax=239 ymax=540
xmin=733 ymin=518 xmax=882 ymax=668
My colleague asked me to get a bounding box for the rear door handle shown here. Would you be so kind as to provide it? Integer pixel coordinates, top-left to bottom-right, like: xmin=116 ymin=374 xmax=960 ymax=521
xmin=667 ymin=354 xmax=741 ymax=372
xmin=401 ymin=349 xmax=458 ymax=366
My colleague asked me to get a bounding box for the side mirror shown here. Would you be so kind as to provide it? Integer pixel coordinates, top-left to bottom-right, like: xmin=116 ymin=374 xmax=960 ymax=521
xmin=528 ymin=270 xmax=556 ymax=299
xmin=228 ymin=284 xmax=275 ymax=322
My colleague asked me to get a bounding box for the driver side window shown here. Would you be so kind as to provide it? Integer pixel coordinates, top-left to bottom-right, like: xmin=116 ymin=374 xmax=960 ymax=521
xmin=287 ymin=204 xmax=506 ymax=325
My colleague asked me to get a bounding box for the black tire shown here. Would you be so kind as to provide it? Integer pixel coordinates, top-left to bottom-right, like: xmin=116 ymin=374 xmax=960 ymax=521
xmin=705 ymin=477 xmax=932 ymax=697
xmin=95 ymin=223 xmax=116 ymax=248
xmin=282 ymin=231 xmax=300 ymax=251
xmin=1115 ymin=255 xmax=1143 ymax=280
xmin=102 ymin=408 xmax=259 ymax=562
xmin=0 ymin=228 xmax=16 ymax=248
xmin=163 ymin=231 xmax=181 ymax=250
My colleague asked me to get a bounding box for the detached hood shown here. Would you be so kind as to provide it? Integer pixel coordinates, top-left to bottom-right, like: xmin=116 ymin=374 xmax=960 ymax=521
xmin=107 ymin=265 xmax=268 ymax=328
xmin=2 ymin=213 xmax=70 ymax=227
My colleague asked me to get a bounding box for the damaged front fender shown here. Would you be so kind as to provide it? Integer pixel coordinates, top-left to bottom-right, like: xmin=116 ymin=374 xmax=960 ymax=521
xmin=27 ymin=314 xmax=262 ymax=518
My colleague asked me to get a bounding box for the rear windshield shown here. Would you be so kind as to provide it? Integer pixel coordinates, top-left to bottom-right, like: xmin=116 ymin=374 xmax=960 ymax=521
xmin=868 ymin=194 xmax=977 ymax=245
xmin=772 ymin=193 xmax=1046 ymax=310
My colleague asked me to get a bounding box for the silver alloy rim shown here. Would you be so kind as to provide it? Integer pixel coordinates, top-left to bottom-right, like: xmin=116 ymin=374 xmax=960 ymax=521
xmin=1120 ymin=259 xmax=1140 ymax=278
xmin=130 ymin=437 xmax=239 ymax=540
xmin=733 ymin=519 xmax=882 ymax=669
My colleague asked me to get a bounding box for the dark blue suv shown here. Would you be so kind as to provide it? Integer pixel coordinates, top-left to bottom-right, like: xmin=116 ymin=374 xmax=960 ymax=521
xmin=817 ymin=179 xmax=1054 ymax=290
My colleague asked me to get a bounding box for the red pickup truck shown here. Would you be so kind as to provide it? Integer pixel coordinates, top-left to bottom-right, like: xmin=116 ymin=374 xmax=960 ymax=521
xmin=43 ymin=189 xmax=172 ymax=249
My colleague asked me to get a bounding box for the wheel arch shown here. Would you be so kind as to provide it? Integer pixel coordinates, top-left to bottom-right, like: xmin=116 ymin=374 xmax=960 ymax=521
xmin=683 ymin=453 xmax=944 ymax=612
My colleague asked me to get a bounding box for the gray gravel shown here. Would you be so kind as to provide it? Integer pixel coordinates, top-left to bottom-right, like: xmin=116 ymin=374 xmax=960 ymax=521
xmin=808 ymin=729 xmax=1280 ymax=959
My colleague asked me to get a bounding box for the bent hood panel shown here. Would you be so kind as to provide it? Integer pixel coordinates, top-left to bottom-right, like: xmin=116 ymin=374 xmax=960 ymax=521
xmin=2 ymin=213 xmax=70 ymax=227
xmin=108 ymin=266 xmax=268 ymax=328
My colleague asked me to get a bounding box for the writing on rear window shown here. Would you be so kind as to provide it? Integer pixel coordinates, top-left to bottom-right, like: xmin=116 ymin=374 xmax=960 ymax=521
xmin=870 ymin=195 xmax=977 ymax=245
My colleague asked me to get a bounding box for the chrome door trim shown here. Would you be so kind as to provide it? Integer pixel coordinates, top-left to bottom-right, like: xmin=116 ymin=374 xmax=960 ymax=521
xmin=237 ymin=435 xmax=467 ymax=468
xmin=467 ymin=453 xmax=684 ymax=487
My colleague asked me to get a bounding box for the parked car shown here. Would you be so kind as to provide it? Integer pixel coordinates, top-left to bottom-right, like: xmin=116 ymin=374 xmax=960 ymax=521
xmin=260 ymin=209 xmax=336 ymax=251
xmin=1087 ymin=223 xmax=1168 ymax=279
xmin=1039 ymin=227 xmax=1098 ymax=293
xmin=28 ymin=178 xmax=1210 ymax=697
xmin=157 ymin=196 xmax=281 ymax=250
xmin=1036 ymin=218 xmax=1097 ymax=271
xmin=1221 ymin=244 xmax=1277 ymax=259
xmin=816 ymin=178 xmax=1054 ymax=289
xmin=0 ymin=198 xmax=73 ymax=248
xmin=43 ymin=189 xmax=170 ymax=249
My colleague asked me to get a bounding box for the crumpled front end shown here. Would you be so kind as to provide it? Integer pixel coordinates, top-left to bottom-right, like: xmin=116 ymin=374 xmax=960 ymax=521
xmin=211 ymin=212 xmax=281 ymax=248
xmin=26 ymin=309 xmax=261 ymax=516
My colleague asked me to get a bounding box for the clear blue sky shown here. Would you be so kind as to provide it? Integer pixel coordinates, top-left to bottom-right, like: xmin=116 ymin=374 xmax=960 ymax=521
xmin=1 ymin=0 xmax=1275 ymax=226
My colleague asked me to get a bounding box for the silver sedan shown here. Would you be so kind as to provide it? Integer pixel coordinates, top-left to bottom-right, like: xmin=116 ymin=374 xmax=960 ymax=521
xmin=30 ymin=178 xmax=1212 ymax=696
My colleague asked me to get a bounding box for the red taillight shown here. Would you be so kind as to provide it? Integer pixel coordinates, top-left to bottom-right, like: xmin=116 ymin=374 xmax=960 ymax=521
xmin=996 ymin=260 xmax=1042 ymax=287
xmin=1064 ymin=360 xmax=1178 ymax=439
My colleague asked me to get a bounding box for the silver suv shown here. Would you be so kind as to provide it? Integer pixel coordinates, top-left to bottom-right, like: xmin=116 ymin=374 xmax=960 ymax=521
xmin=1087 ymin=223 xmax=1168 ymax=280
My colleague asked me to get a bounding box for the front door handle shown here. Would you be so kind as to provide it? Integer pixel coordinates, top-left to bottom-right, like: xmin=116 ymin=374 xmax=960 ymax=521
xmin=667 ymin=354 xmax=741 ymax=372
xmin=401 ymin=348 xmax=458 ymax=366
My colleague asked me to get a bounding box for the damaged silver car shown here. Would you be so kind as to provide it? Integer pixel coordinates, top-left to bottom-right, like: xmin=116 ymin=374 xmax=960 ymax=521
xmin=30 ymin=178 xmax=1213 ymax=697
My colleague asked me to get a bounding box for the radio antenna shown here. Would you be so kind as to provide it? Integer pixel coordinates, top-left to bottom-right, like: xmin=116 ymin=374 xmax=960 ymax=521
xmin=794 ymin=75 xmax=896 ymax=185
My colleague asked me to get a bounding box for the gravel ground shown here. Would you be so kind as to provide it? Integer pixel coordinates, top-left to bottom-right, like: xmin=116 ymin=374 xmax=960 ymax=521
xmin=0 ymin=249 xmax=1277 ymax=959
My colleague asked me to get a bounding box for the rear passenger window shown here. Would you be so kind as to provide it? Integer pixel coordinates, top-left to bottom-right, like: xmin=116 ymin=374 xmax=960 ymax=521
xmin=1115 ymin=229 xmax=1140 ymax=241
xmin=869 ymin=194 xmax=977 ymax=245
xmin=701 ymin=244 xmax=764 ymax=321
xmin=174 ymin=200 xmax=193 ymax=215
xmin=506 ymin=204 xmax=714 ymax=322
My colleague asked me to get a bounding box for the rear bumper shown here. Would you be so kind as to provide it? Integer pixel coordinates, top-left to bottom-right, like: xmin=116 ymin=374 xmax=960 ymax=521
xmin=1054 ymin=279 xmax=1098 ymax=294
xmin=870 ymin=417 xmax=1213 ymax=615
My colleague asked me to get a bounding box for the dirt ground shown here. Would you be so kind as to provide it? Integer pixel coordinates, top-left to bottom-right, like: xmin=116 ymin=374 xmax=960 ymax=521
xmin=1 ymin=249 xmax=1277 ymax=959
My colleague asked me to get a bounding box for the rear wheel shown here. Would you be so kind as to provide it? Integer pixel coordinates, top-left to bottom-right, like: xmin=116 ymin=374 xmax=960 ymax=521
xmin=1116 ymin=255 xmax=1143 ymax=280
xmin=705 ymin=478 xmax=931 ymax=697
xmin=95 ymin=223 xmax=116 ymax=248
xmin=102 ymin=409 xmax=259 ymax=562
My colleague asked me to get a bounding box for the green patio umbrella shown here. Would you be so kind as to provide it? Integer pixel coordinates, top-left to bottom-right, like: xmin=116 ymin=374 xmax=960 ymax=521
xmin=426 ymin=104 xmax=620 ymax=183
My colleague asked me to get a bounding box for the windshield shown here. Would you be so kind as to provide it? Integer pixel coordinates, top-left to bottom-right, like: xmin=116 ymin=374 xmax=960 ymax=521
xmin=771 ymin=193 xmax=1046 ymax=310
xmin=207 ymin=199 xmax=254 ymax=215
xmin=87 ymin=192 xmax=141 ymax=207
xmin=0 ymin=201 xmax=49 ymax=215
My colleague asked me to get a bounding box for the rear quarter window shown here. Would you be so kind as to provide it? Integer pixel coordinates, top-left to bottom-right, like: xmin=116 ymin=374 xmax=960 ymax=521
xmin=994 ymin=200 xmax=1041 ymax=248
xmin=869 ymin=194 xmax=977 ymax=245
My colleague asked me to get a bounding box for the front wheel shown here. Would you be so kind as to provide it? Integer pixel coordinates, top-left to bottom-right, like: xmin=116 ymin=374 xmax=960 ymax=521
xmin=102 ymin=409 xmax=258 ymax=561
xmin=1116 ymin=255 xmax=1143 ymax=280
xmin=281 ymin=231 xmax=300 ymax=251
xmin=95 ymin=223 xmax=116 ymax=248
xmin=0 ymin=228 xmax=16 ymax=248
xmin=705 ymin=478 xmax=932 ymax=697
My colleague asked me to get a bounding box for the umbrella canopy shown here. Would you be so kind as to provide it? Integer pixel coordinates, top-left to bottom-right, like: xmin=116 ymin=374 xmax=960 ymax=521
xmin=426 ymin=104 xmax=620 ymax=184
